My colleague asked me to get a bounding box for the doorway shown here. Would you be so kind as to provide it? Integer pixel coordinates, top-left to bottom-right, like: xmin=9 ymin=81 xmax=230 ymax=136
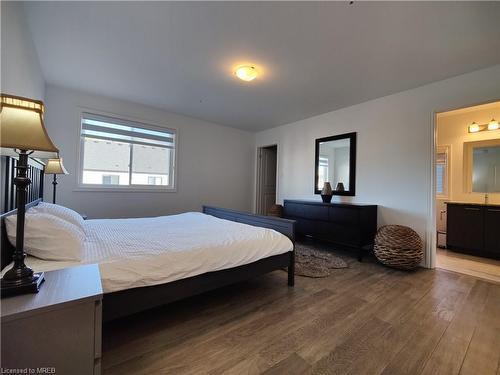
xmin=434 ymin=101 xmax=500 ymax=283
xmin=256 ymin=145 xmax=278 ymax=215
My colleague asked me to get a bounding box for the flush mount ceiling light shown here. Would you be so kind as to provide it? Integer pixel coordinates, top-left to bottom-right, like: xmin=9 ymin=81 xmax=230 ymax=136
xmin=235 ymin=66 xmax=258 ymax=82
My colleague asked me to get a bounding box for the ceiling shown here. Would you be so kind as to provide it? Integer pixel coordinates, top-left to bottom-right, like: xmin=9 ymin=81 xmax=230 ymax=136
xmin=23 ymin=2 xmax=500 ymax=132
xmin=437 ymin=101 xmax=500 ymax=118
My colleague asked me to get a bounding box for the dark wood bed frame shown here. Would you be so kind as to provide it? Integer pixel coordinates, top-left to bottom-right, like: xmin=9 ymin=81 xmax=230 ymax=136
xmin=0 ymin=155 xmax=295 ymax=322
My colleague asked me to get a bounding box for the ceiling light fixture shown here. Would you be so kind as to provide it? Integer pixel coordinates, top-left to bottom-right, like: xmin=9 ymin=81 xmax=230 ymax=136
xmin=235 ymin=66 xmax=258 ymax=82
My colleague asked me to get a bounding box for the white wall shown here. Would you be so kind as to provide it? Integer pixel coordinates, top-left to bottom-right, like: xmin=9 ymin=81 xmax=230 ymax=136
xmin=1 ymin=2 xmax=44 ymax=100
xmin=255 ymin=64 xmax=500 ymax=267
xmin=43 ymin=85 xmax=255 ymax=218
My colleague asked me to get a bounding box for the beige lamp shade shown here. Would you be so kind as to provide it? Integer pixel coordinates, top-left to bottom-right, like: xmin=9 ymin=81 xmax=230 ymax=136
xmin=0 ymin=94 xmax=58 ymax=158
xmin=45 ymin=158 xmax=68 ymax=175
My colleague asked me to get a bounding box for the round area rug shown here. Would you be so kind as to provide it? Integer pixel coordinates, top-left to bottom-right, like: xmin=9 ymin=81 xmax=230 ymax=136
xmin=293 ymin=242 xmax=348 ymax=278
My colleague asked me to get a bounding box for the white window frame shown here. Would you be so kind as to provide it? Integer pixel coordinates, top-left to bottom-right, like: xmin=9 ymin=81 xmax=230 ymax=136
xmin=75 ymin=109 xmax=178 ymax=192
xmin=436 ymin=145 xmax=450 ymax=199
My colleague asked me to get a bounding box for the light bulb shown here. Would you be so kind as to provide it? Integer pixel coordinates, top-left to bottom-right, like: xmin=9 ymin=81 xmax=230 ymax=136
xmin=235 ymin=66 xmax=258 ymax=82
xmin=468 ymin=122 xmax=480 ymax=133
xmin=487 ymin=118 xmax=499 ymax=131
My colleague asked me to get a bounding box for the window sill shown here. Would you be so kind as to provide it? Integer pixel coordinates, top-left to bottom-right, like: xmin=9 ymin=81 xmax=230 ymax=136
xmin=73 ymin=186 xmax=177 ymax=193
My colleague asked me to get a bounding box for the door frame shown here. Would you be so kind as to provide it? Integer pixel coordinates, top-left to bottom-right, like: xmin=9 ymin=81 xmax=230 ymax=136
xmin=428 ymin=98 xmax=500 ymax=269
xmin=255 ymin=143 xmax=279 ymax=215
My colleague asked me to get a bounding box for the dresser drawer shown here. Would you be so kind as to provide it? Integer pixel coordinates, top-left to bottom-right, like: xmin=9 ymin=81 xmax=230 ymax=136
xmin=323 ymin=224 xmax=360 ymax=244
xmin=329 ymin=206 xmax=359 ymax=225
xmin=284 ymin=202 xmax=329 ymax=221
xmin=295 ymin=219 xmax=317 ymax=236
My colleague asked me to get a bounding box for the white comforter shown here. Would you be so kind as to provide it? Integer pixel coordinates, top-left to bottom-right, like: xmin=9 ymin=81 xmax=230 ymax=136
xmin=19 ymin=212 xmax=293 ymax=293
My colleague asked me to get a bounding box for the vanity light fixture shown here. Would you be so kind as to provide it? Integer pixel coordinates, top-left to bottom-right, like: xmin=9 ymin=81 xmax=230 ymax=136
xmin=468 ymin=119 xmax=499 ymax=133
xmin=235 ymin=66 xmax=258 ymax=82
xmin=488 ymin=118 xmax=499 ymax=131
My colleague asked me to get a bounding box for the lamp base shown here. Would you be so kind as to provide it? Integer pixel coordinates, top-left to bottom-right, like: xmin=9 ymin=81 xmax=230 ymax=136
xmin=1 ymin=272 xmax=45 ymax=298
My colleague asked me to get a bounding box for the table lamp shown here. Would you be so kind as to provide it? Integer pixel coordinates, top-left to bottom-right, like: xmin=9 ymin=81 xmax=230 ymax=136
xmin=0 ymin=94 xmax=59 ymax=297
xmin=45 ymin=157 xmax=68 ymax=204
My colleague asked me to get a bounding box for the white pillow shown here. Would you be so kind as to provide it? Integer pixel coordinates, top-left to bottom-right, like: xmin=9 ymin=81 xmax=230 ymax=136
xmin=5 ymin=212 xmax=85 ymax=261
xmin=30 ymin=202 xmax=85 ymax=231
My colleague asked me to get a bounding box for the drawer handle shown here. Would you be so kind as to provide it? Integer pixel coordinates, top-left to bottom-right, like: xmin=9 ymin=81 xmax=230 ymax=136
xmin=464 ymin=207 xmax=480 ymax=211
xmin=488 ymin=209 xmax=500 ymax=212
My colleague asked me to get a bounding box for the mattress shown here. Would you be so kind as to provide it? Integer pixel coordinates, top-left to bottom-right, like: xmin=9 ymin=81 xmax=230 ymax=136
xmin=12 ymin=212 xmax=293 ymax=293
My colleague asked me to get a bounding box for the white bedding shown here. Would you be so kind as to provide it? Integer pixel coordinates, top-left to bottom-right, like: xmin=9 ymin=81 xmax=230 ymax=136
xmin=8 ymin=212 xmax=293 ymax=293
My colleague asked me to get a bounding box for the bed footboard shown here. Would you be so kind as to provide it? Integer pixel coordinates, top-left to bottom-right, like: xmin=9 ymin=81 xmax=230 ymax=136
xmin=202 ymin=206 xmax=296 ymax=242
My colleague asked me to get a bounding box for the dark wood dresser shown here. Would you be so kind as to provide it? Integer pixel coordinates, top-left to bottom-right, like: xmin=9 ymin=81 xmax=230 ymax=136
xmin=283 ymin=199 xmax=377 ymax=260
xmin=446 ymin=202 xmax=500 ymax=259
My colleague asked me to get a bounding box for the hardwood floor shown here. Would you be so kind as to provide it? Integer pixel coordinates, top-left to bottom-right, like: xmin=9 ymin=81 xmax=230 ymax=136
xmin=436 ymin=248 xmax=500 ymax=284
xmin=102 ymin=254 xmax=500 ymax=375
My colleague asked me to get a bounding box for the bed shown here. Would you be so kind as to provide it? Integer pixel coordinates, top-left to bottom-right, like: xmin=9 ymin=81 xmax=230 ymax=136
xmin=0 ymin=156 xmax=295 ymax=321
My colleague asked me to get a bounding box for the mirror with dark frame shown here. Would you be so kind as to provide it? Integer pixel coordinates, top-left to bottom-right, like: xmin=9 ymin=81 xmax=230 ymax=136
xmin=314 ymin=132 xmax=356 ymax=196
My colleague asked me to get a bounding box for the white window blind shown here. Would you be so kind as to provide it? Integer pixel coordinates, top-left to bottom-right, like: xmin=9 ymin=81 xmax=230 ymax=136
xmin=79 ymin=113 xmax=176 ymax=190
xmin=436 ymin=146 xmax=449 ymax=198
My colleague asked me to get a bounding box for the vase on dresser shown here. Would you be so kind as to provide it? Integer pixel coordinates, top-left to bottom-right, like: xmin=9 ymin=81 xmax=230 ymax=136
xmin=321 ymin=182 xmax=333 ymax=203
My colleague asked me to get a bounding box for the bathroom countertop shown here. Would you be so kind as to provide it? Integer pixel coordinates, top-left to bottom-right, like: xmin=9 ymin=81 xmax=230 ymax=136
xmin=445 ymin=201 xmax=500 ymax=208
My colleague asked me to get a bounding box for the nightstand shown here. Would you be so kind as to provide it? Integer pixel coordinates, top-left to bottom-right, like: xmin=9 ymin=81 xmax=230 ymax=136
xmin=1 ymin=264 xmax=103 ymax=375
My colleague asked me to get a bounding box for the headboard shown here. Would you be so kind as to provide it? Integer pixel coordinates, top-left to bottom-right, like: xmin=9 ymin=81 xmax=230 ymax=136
xmin=1 ymin=155 xmax=45 ymax=270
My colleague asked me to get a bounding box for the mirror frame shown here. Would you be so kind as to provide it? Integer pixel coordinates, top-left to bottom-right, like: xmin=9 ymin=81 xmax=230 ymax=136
xmin=463 ymin=138 xmax=500 ymax=193
xmin=314 ymin=132 xmax=357 ymax=196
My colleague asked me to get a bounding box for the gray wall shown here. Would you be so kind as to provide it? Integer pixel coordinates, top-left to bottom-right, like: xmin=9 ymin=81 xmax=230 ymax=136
xmin=43 ymin=85 xmax=255 ymax=218
xmin=254 ymin=64 xmax=500 ymax=267
xmin=1 ymin=2 xmax=44 ymax=100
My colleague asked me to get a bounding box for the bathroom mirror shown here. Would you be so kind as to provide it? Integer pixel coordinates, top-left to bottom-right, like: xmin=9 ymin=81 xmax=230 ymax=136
xmin=472 ymin=145 xmax=500 ymax=193
xmin=314 ymin=132 xmax=356 ymax=196
xmin=464 ymin=139 xmax=500 ymax=193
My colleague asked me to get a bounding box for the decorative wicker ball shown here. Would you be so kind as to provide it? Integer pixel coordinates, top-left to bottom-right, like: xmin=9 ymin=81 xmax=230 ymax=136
xmin=267 ymin=204 xmax=284 ymax=218
xmin=374 ymin=225 xmax=423 ymax=270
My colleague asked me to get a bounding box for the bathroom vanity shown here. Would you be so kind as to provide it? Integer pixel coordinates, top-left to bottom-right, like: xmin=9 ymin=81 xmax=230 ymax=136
xmin=446 ymin=202 xmax=500 ymax=259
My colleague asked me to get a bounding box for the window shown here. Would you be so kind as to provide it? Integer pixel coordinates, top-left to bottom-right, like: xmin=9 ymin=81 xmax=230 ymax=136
xmin=436 ymin=146 xmax=450 ymax=198
xmin=79 ymin=113 xmax=176 ymax=190
xmin=317 ymin=156 xmax=329 ymax=190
